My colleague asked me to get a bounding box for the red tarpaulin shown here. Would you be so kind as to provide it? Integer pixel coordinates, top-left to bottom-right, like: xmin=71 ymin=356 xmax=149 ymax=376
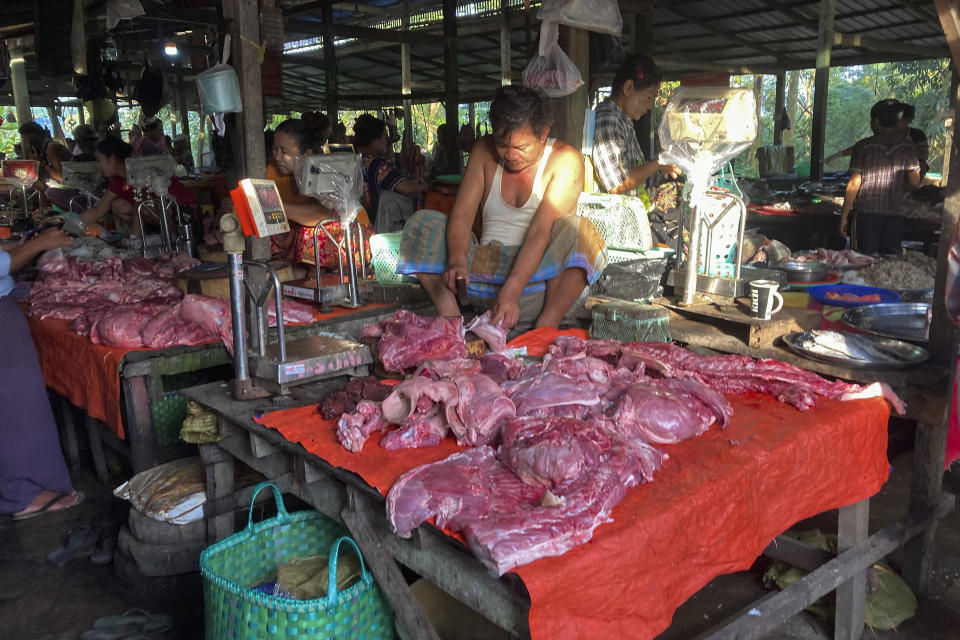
xmin=254 ymin=332 xmax=890 ymax=640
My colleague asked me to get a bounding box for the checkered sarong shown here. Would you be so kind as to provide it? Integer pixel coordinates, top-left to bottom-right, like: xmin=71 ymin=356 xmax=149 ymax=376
xmin=397 ymin=209 xmax=607 ymax=303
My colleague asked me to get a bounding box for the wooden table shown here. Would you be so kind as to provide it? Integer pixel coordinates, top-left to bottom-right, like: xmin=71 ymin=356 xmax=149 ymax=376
xmin=653 ymin=294 xmax=955 ymax=599
xmin=181 ymin=369 xmax=944 ymax=640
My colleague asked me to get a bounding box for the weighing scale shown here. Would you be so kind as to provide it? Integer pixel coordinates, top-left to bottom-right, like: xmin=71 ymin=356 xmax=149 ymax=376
xmin=60 ymin=161 xmax=102 ymax=211
xmin=2 ymin=159 xmax=40 ymax=219
xmin=125 ymin=155 xmax=194 ymax=257
xmin=658 ymin=87 xmax=757 ymax=304
xmin=280 ymin=153 xmax=373 ymax=309
xmin=223 ymin=181 xmax=371 ymax=399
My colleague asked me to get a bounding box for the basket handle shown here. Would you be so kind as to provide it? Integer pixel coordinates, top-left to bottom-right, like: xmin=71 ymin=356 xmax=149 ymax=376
xmin=326 ymin=536 xmax=372 ymax=602
xmin=246 ymin=482 xmax=289 ymax=529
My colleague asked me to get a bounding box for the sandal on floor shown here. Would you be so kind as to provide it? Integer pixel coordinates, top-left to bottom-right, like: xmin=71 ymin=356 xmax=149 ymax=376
xmin=46 ymin=526 xmax=101 ymax=566
xmin=12 ymin=491 xmax=85 ymax=521
xmin=93 ymin=609 xmax=173 ymax=634
xmin=77 ymin=624 xmax=144 ymax=640
xmin=90 ymin=527 xmax=118 ymax=565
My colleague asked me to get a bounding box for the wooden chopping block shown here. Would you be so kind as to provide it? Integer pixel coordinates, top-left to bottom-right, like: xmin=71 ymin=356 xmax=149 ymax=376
xmin=175 ymin=261 xmax=294 ymax=300
xmin=364 ymin=332 xmax=487 ymax=379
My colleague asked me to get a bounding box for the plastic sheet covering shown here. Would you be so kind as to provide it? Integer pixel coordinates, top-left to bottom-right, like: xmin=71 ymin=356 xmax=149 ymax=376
xmin=658 ymin=87 xmax=757 ymax=213
xmin=294 ymin=154 xmax=364 ymax=225
xmin=538 ymin=0 xmax=622 ymax=36
xmin=114 ymin=457 xmax=206 ymax=524
xmin=254 ymin=329 xmax=890 ymax=639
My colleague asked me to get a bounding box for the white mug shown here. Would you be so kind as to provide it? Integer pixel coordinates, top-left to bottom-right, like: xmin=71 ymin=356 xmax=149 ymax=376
xmin=749 ymin=279 xmax=784 ymax=320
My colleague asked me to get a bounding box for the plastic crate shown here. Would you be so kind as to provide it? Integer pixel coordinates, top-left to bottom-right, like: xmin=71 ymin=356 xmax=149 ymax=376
xmin=150 ymin=392 xmax=189 ymax=446
xmin=370 ymin=232 xmax=417 ymax=285
xmin=577 ymin=193 xmax=653 ymax=251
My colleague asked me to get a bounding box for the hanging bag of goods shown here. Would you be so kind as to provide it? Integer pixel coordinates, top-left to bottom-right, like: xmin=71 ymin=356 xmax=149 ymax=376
xmin=522 ymin=21 xmax=584 ymax=98
xmin=200 ymin=482 xmax=394 ymax=639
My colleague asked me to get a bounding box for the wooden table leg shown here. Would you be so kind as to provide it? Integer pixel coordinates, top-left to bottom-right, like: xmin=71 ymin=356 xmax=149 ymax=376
xmin=835 ymin=498 xmax=869 ymax=640
xmin=903 ymin=415 xmax=950 ymax=595
xmin=57 ymin=396 xmax=81 ymax=471
xmin=201 ymin=431 xmax=235 ymax=543
xmin=122 ymin=375 xmax=161 ymax=472
xmin=84 ymin=414 xmax=110 ymax=485
xmin=341 ymin=487 xmax=442 ymax=640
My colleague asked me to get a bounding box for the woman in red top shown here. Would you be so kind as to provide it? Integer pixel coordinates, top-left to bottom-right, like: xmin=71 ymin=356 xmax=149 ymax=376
xmin=267 ymin=118 xmax=371 ymax=271
xmin=80 ymin=136 xmax=196 ymax=233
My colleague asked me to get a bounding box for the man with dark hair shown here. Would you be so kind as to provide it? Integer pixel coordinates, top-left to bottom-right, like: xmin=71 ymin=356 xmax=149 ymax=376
xmin=841 ymin=100 xmax=921 ymax=254
xmin=18 ymin=121 xmax=49 ymax=160
xmin=397 ymin=85 xmax=607 ymax=329
xmin=899 ymin=103 xmax=929 ymax=179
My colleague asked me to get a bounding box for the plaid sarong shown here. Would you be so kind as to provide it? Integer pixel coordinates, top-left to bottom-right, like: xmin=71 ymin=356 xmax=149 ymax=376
xmin=397 ymin=209 xmax=607 ymax=304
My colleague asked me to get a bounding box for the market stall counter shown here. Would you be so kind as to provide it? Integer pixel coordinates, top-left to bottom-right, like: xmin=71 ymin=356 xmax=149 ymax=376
xmin=184 ymin=329 xmax=913 ymax=640
xmin=27 ymin=300 xmax=418 ymax=476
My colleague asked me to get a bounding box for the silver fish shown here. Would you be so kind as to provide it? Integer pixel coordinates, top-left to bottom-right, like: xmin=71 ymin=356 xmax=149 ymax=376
xmin=800 ymin=330 xmax=902 ymax=364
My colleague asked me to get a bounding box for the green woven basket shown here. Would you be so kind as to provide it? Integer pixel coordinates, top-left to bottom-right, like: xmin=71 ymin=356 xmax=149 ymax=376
xmin=200 ymin=483 xmax=394 ymax=639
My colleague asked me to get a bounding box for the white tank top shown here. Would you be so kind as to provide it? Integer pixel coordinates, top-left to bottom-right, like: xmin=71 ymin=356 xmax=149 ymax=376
xmin=480 ymin=139 xmax=555 ymax=246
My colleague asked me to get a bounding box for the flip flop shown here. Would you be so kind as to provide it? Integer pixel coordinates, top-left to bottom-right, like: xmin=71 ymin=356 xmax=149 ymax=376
xmin=93 ymin=609 xmax=173 ymax=634
xmin=12 ymin=491 xmax=85 ymax=521
xmin=46 ymin=526 xmax=101 ymax=566
xmin=78 ymin=624 xmax=143 ymax=640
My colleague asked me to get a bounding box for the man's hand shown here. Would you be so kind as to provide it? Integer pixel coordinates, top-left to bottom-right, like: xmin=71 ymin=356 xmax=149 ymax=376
xmin=442 ymin=263 xmax=469 ymax=293
xmin=658 ymin=163 xmax=681 ymax=180
xmin=840 ymin=212 xmax=850 ymax=238
xmin=34 ymin=227 xmax=72 ymax=251
xmin=490 ymin=292 xmax=520 ymax=330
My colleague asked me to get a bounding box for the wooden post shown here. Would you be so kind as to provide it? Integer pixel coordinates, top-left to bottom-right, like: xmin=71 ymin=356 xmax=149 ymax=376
xmin=635 ymin=10 xmax=655 ymax=160
xmin=443 ymin=0 xmax=459 ymax=174
xmin=834 ymin=499 xmax=869 ymax=639
xmin=546 ymin=25 xmax=588 ymax=151
xmin=177 ymin=60 xmax=193 ymax=168
xmin=773 ymin=71 xmax=786 ymax=145
xmin=323 ymin=0 xmax=338 ymax=126
xmin=500 ymin=0 xmax=511 ymax=85
xmin=8 ymin=46 xmax=32 ymax=157
xmin=809 ymin=0 xmax=836 ymax=181
xmin=401 ymin=3 xmax=413 ymax=157
xmin=934 ymin=0 xmax=960 ymax=72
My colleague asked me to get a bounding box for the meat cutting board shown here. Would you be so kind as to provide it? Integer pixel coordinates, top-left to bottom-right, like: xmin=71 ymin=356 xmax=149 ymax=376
xmin=364 ymin=332 xmax=488 ymax=379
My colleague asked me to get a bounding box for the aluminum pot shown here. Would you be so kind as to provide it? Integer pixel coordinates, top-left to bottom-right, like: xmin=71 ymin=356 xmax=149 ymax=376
xmin=776 ymin=260 xmax=830 ymax=283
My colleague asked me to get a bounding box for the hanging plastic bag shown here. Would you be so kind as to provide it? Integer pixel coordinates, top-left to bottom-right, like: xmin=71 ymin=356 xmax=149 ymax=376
xmin=196 ymin=34 xmax=242 ymax=133
xmin=522 ymin=21 xmax=583 ymax=98
xmin=538 ymin=0 xmax=622 ymax=36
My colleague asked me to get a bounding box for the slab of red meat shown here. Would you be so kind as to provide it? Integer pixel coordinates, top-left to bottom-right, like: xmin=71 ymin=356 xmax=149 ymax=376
xmin=337 ymin=400 xmax=386 ymax=453
xmin=268 ymin=297 xmax=317 ymax=325
xmin=387 ymin=446 xmax=545 ymax=539
xmin=380 ymin=408 xmax=449 ymax=450
xmin=381 ymin=377 xmax=459 ymax=425
xmin=541 ymin=348 xmax=614 ymax=386
xmin=319 ymin=377 xmax=393 ymax=420
xmin=361 ymin=310 xmax=466 ymax=373
xmin=649 ymin=377 xmax=733 ymax=429
xmin=501 ymin=371 xmax=601 ymax=416
xmin=499 ymin=417 xmax=610 ymax=491
xmin=178 ymin=294 xmax=233 ymax=353
xmin=478 ymin=353 xmax=525 ymax=384
xmin=445 ymin=374 xmax=516 ymax=446
xmin=414 ymin=358 xmax=483 ymax=380
xmin=610 ymin=382 xmax=706 ymax=444
xmin=465 ymin=311 xmax=507 ymax=352
xmin=463 ymin=465 xmax=626 ymax=575
xmin=92 ymin=307 xmax=156 ymax=348
xmin=139 ymin=307 xmax=208 ymax=348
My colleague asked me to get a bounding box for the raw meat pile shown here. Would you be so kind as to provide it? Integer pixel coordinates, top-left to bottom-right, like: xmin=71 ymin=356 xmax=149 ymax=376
xmin=28 ymin=251 xmax=235 ymax=350
xmin=329 ymin=313 xmax=906 ymax=575
xmin=794 ymin=248 xmax=876 ymax=268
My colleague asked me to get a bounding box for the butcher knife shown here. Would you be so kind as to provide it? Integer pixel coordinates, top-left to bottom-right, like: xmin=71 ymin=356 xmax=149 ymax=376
xmin=455 ymin=277 xmax=475 ymax=314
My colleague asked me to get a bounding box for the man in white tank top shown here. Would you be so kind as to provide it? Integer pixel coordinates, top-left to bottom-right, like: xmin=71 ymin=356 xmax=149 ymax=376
xmin=409 ymin=86 xmax=593 ymax=329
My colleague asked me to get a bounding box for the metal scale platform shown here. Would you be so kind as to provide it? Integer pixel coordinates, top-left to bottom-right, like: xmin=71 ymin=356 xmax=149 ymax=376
xmin=125 ymin=155 xmax=195 ymax=257
xmin=657 ymin=87 xmax=760 ymax=305
xmin=224 ymin=174 xmax=371 ymax=399
xmin=280 ymin=153 xmax=374 ymax=309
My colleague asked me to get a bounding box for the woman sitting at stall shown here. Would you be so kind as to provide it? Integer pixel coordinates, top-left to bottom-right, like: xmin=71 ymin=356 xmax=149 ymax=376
xmin=592 ymin=54 xmax=680 ymax=196
xmin=80 ymin=136 xmax=197 ymax=233
xmin=267 ymin=118 xmax=371 ymax=271
xmin=1 ymin=227 xmax=84 ymax=520
xmin=353 ymin=114 xmax=428 ymax=228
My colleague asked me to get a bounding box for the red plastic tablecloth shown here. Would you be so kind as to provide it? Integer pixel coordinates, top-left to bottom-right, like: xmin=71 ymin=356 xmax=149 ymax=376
xmin=26 ymin=302 xmax=391 ymax=440
xmin=254 ymin=333 xmax=891 ymax=639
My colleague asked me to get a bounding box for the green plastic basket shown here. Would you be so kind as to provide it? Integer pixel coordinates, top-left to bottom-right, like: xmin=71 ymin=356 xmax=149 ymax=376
xmin=200 ymin=483 xmax=394 ymax=640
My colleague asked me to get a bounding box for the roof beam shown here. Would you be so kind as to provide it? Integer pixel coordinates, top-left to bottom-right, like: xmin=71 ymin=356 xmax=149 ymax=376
xmin=286 ymin=18 xmax=439 ymax=45
xmin=832 ymin=32 xmax=949 ymax=58
xmin=660 ymin=4 xmax=788 ymax=65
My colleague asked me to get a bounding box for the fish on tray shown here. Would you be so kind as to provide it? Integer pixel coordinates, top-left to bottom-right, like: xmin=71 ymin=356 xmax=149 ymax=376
xmin=798 ymin=330 xmax=904 ymax=364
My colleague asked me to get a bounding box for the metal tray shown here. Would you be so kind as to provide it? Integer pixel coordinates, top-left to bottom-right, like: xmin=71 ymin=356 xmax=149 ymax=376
xmin=776 ymin=260 xmax=829 ymax=282
xmin=782 ymin=331 xmax=929 ymax=369
xmin=841 ymin=303 xmax=930 ymax=343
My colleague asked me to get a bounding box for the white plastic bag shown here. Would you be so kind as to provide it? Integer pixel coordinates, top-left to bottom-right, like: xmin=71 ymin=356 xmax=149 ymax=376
xmin=522 ymin=21 xmax=584 ymax=98
xmin=538 ymin=0 xmax=622 ymax=36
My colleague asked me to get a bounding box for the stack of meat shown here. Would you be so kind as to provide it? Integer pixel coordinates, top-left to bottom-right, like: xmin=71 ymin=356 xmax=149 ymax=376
xmin=328 ymin=313 xmax=904 ymax=575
